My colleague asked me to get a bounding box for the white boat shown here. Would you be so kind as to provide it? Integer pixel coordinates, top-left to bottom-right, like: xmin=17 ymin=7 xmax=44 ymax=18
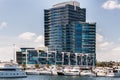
xmin=94 ymin=67 xmax=107 ymax=77
xmin=63 ymin=67 xmax=80 ymax=76
xmin=106 ymin=68 xmax=120 ymax=77
xmin=57 ymin=67 xmax=64 ymax=75
xmin=39 ymin=67 xmax=52 ymax=75
xmin=50 ymin=65 xmax=58 ymax=75
xmin=80 ymin=70 xmax=96 ymax=76
xmin=25 ymin=69 xmax=40 ymax=75
xmin=64 ymin=70 xmax=80 ymax=76
xmin=57 ymin=70 xmax=64 ymax=75
xmin=39 ymin=70 xmax=51 ymax=75
xmin=0 ymin=62 xmax=27 ymax=78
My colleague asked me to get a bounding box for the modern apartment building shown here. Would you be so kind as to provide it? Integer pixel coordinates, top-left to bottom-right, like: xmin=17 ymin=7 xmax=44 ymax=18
xmin=44 ymin=1 xmax=86 ymax=50
xmin=44 ymin=1 xmax=96 ymax=66
xmin=16 ymin=48 xmax=95 ymax=67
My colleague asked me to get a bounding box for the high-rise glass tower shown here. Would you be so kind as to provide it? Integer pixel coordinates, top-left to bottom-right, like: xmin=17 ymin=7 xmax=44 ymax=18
xmin=44 ymin=1 xmax=86 ymax=51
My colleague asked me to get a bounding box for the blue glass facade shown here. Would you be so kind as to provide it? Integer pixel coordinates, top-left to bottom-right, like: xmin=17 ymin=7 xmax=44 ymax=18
xmin=46 ymin=22 xmax=96 ymax=54
xmin=48 ymin=52 xmax=55 ymax=65
xmin=27 ymin=50 xmax=38 ymax=64
xmin=73 ymin=22 xmax=96 ymax=53
xmin=49 ymin=25 xmax=63 ymax=51
xmin=74 ymin=23 xmax=82 ymax=53
xmin=44 ymin=2 xmax=86 ymax=50
xmin=20 ymin=48 xmax=35 ymax=64
xmin=73 ymin=22 xmax=96 ymax=66
xmin=39 ymin=52 xmax=47 ymax=64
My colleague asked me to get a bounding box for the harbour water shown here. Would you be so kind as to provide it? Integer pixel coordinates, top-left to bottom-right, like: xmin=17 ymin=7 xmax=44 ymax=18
xmin=0 ymin=75 xmax=120 ymax=80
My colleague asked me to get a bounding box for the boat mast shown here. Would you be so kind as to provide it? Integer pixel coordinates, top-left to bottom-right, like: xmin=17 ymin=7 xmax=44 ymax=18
xmin=13 ymin=44 xmax=16 ymax=62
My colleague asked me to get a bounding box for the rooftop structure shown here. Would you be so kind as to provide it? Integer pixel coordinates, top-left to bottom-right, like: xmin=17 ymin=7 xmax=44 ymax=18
xmin=53 ymin=1 xmax=80 ymax=8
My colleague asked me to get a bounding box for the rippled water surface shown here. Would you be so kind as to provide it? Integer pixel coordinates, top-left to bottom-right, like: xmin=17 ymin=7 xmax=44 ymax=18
xmin=0 ymin=75 xmax=120 ymax=80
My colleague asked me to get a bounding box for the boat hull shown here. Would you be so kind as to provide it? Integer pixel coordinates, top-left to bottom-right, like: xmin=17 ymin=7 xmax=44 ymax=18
xmin=39 ymin=71 xmax=51 ymax=75
xmin=57 ymin=72 xmax=64 ymax=75
xmin=96 ymin=73 xmax=106 ymax=77
xmin=0 ymin=71 xmax=27 ymax=78
xmin=64 ymin=72 xmax=80 ymax=76
xmin=80 ymin=73 xmax=96 ymax=77
xmin=106 ymin=73 xmax=120 ymax=77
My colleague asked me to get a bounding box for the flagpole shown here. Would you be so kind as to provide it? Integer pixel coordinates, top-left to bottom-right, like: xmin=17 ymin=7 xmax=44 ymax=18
xmin=13 ymin=44 xmax=16 ymax=62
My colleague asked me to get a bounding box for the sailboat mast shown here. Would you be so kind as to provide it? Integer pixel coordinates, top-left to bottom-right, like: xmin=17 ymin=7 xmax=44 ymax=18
xmin=13 ymin=44 xmax=16 ymax=62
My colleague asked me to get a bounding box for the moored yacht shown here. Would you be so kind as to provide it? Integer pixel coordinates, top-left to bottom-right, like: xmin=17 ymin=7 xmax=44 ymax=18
xmin=25 ymin=69 xmax=40 ymax=75
xmin=57 ymin=67 xmax=64 ymax=75
xmin=39 ymin=69 xmax=52 ymax=75
xmin=63 ymin=66 xmax=80 ymax=76
xmin=39 ymin=67 xmax=52 ymax=75
xmin=50 ymin=65 xmax=58 ymax=75
xmin=106 ymin=68 xmax=120 ymax=77
xmin=94 ymin=67 xmax=107 ymax=77
xmin=57 ymin=70 xmax=64 ymax=75
xmin=0 ymin=62 xmax=27 ymax=78
xmin=80 ymin=69 xmax=96 ymax=77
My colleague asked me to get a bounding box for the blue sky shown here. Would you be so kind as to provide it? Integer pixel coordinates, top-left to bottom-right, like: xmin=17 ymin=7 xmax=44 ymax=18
xmin=0 ymin=0 xmax=120 ymax=61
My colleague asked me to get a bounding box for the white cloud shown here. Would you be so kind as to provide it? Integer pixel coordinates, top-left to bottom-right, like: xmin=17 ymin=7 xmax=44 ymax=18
xmin=0 ymin=45 xmax=21 ymax=62
xmin=0 ymin=46 xmax=14 ymax=61
xmin=96 ymin=33 xmax=116 ymax=61
xmin=96 ymin=33 xmax=113 ymax=50
xmin=96 ymin=33 xmax=120 ymax=61
xmin=35 ymin=35 xmax=44 ymax=43
xmin=97 ymin=51 xmax=120 ymax=62
xmin=99 ymin=42 xmax=109 ymax=47
xmin=18 ymin=32 xmax=36 ymax=41
xmin=102 ymin=0 xmax=120 ymax=10
xmin=18 ymin=32 xmax=45 ymax=47
xmin=96 ymin=33 xmax=104 ymax=42
xmin=0 ymin=22 xmax=8 ymax=29
xmin=34 ymin=35 xmax=44 ymax=47
xmin=112 ymin=47 xmax=120 ymax=51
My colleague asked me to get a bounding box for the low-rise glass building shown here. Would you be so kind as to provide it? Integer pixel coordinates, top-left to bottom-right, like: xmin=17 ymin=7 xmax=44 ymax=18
xmin=16 ymin=48 xmax=95 ymax=67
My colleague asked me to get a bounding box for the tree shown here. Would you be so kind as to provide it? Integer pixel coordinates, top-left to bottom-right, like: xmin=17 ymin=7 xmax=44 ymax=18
xmin=35 ymin=64 xmax=40 ymax=68
xmin=20 ymin=64 xmax=26 ymax=70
